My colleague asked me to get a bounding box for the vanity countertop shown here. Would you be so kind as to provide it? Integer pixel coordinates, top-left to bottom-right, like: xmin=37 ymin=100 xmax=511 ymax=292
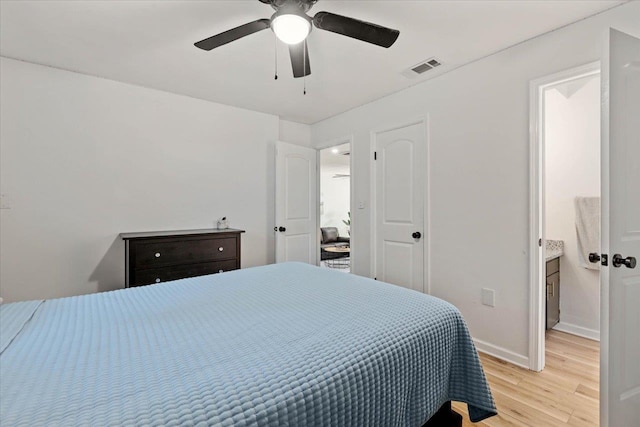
xmin=546 ymin=240 xmax=564 ymax=261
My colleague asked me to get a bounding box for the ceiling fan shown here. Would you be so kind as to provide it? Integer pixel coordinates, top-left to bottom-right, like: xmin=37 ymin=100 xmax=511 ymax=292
xmin=194 ymin=0 xmax=400 ymax=78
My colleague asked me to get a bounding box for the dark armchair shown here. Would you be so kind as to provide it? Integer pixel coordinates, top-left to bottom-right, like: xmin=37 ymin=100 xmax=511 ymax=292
xmin=320 ymin=227 xmax=350 ymax=261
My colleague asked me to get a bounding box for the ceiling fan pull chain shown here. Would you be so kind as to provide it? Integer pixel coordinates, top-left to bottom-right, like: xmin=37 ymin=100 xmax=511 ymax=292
xmin=303 ymin=41 xmax=307 ymax=95
xmin=274 ymin=34 xmax=278 ymax=80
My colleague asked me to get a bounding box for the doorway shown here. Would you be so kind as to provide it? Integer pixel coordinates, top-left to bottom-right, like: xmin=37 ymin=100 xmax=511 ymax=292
xmin=530 ymin=62 xmax=601 ymax=373
xmin=532 ymin=31 xmax=640 ymax=426
xmin=318 ymin=142 xmax=352 ymax=272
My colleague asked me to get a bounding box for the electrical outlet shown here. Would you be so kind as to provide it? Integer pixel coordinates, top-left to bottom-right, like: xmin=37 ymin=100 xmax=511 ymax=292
xmin=358 ymin=200 xmax=366 ymax=209
xmin=481 ymin=288 xmax=495 ymax=307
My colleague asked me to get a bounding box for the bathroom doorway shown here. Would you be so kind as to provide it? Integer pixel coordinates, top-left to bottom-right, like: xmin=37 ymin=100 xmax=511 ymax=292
xmin=530 ymin=62 xmax=601 ymax=374
xmin=317 ymin=141 xmax=353 ymax=273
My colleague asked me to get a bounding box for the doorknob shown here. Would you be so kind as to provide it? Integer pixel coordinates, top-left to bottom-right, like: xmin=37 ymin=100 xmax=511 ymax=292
xmin=612 ymin=254 xmax=637 ymax=269
xmin=279 ymin=226 xmax=286 ymax=232
xmin=589 ymin=252 xmax=609 ymax=266
xmin=412 ymin=232 xmax=421 ymax=239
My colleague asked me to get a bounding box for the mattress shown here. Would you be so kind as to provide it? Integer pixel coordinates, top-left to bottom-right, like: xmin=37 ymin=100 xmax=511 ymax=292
xmin=0 ymin=262 xmax=496 ymax=426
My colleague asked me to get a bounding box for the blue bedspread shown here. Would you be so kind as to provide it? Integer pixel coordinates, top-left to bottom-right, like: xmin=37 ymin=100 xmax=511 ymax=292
xmin=0 ymin=262 xmax=496 ymax=426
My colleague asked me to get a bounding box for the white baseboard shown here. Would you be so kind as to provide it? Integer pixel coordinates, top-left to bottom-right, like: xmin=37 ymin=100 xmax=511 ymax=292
xmin=553 ymin=322 xmax=600 ymax=342
xmin=473 ymin=338 xmax=530 ymax=369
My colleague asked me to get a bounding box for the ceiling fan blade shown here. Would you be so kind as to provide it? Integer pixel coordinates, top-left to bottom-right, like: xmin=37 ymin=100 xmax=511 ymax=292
xmin=313 ymin=12 xmax=399 ymax=48
xmin=194 ymin=19 xmax=271 ymax=51
xmin=289 ymin=41 xmax=311 ymax=78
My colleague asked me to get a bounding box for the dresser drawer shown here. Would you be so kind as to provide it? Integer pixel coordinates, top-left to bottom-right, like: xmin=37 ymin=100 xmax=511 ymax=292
xmin=208 ymin=238 xmax=238 ymax=261
xmin=131 ymin=237 xmax=237 ymax=268
xmin=131 ymin=259 xmax=238 ymax=287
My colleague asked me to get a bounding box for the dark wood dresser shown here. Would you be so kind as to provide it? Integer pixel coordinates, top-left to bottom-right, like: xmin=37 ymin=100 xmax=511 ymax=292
xmin=121 ymin=229 xmax=244 ymax=287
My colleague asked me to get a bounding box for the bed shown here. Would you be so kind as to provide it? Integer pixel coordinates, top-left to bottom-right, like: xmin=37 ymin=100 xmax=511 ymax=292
xmin=0 ymin=262 xmax=496 ymax=426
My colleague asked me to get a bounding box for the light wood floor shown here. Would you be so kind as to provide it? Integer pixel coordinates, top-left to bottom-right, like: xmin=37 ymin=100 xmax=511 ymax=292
xmin=453 ymin=330 xmax=600 ymax=426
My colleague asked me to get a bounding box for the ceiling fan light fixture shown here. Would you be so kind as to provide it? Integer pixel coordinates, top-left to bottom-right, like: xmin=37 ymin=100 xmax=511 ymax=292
xmin=271 ymin=13 xmax=311 ymax=45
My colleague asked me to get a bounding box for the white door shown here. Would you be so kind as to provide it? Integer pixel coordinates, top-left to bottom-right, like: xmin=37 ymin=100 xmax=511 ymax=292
xmin=374 ymin=121 xmax=425 ymax=291
xmin=601 ymin=28 xmax=640 ymax=427
xmin=275 ymin=141 xmax=317 ymax=264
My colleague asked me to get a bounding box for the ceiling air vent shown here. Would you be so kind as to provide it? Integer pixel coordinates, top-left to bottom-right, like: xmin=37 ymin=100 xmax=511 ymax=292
xmin=402 ymin=57 xmax=442 ymax=79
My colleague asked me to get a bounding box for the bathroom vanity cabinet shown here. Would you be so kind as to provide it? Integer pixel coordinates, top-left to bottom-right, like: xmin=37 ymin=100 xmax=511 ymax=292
xmin=546 ymin=257 xmax=560 ymax=330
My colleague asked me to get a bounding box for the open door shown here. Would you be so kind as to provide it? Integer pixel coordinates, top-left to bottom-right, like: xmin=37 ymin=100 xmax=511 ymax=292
xmin=275 ymin=141 xmax=317 ymax=264
xmin=600 ymin=28 xmax=640 ymax=426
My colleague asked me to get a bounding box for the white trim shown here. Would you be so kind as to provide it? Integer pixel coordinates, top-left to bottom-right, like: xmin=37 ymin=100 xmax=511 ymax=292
xmin=528 ymin=61 xmax=601 ymax=372
xmin=424 ymin=116 xmax=432 ymax=295
xmin=553 ymin=322 xmax=600 ymax=342
xmin=369 ymin=134 xmax=376 ymax=279
xmin=314 ymin=135 xmax=353 ymax=151
xmin=529 ymin=72 xmax=545 ymax=372
xmin=370 ymin=117 xmax=430 ymax=293
xmin=316 ymin=136 xmax=354 ymax=271
xmin=473 ymin=338 xmax=530 ymax=370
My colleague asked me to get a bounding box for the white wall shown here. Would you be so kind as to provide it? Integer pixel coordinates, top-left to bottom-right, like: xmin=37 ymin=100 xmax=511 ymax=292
xmin=311 ymin=3 xmax=640 ymax=365
xmin=545 ymin=77 xmax=601 ymax=338
xmin=320 ymin=164 xmax=350 ymax=238
xmin=0 ymin=57 xmax=281 ymax=302
xmin=279 ymin=119 xmax=312 ymax=147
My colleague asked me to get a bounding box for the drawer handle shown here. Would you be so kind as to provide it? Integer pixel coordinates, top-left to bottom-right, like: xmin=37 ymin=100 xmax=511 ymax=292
xmin=155 ymin=252 xmax=161 ymax=258
xmin=218 ymin=247 xmax=224 ymax=252
xmin=218 ymin=270 xmax=224 ymax=273
xmin=546 ymin=282 xmax=555 ymax=299
xmin=155 ymin=278 xmax=161 ymax=283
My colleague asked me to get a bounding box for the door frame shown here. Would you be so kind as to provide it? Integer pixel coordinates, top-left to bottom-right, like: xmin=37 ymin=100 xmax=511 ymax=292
xmin=370 ymin=116 xmax=430 ymax=293
xmin=316 ymin=136 xmax=355 ymax=270
xmin=528 ymin=61 xmax=600 ymax=372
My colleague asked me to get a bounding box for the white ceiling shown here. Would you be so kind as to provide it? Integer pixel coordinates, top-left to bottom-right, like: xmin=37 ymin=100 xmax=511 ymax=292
xmin=0 ymin=1 xmax=625 ymax=124
xmin=320 ymin=142 xmax=350 ymax=168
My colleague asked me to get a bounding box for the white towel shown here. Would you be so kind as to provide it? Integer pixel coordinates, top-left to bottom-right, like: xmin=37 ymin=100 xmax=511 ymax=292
xmin=575 ymin=196 xmax=600 ymax=270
